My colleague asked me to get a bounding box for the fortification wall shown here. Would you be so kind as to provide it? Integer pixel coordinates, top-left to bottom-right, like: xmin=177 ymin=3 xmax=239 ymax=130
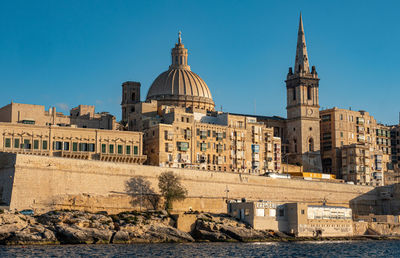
xmin=0 ymin=153 xmax=377 ymax=214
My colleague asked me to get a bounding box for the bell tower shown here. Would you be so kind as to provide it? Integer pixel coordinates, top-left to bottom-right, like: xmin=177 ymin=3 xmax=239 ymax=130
xmin=121 ymin=81 xmax=141 ymax=126
xmin=285 ymin=14 xmax=322 ymax=172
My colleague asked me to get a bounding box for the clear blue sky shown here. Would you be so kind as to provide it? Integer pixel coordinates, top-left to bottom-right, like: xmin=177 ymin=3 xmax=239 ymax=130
xmin=0 ymin=0 xmax=399 ymax=124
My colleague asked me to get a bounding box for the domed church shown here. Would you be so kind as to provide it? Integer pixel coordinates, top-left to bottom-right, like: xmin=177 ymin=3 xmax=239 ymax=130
xmin=146 ymin=32 xmax=215 ymax=112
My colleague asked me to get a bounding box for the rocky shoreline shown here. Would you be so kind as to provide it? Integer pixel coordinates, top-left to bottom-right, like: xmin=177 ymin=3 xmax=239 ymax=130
xmin=0 ymin=210 xmax=398 ymax=245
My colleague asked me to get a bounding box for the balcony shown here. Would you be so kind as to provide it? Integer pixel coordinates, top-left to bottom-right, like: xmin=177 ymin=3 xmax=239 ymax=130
xmin=99 ymin=153 xmax=147 ymax=164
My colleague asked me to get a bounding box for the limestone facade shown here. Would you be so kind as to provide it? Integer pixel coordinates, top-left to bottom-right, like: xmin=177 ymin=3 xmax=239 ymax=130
xmin=390 ymin=125 xmax=400 ymax=179
xmin=136 ymin=105 xmax=281 ymax=173
xmin=0 ymin=123 xmax=146 ymax=164
xmin=0 ymin=153 xmax=378 ymax=214
xmin=320 ymin=107 xmax=395 ymax=186
xmin=0 ymin=102 xmax=117 ymax=130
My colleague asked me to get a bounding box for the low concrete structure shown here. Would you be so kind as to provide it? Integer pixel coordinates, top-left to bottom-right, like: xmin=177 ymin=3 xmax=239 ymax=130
xmin=229 ymin=201 xmax=353 ymax=237
xmin=229 ymin=201 xmax=279 ymax=231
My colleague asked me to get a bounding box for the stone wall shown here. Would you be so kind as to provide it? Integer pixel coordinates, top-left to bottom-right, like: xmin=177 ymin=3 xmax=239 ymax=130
xmin=0 ymin=153 xmax=378 ymax=214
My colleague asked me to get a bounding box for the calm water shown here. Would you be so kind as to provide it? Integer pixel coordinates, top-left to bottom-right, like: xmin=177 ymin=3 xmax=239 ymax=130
xmin=0 ymin=241 xmax=399 ymax=257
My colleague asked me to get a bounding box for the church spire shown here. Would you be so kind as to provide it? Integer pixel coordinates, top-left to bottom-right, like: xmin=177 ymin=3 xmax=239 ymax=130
xmin=294 ymin=13 xmax=310 ymax=74
xmin=170 ymin=31 xmax=190 ymax=70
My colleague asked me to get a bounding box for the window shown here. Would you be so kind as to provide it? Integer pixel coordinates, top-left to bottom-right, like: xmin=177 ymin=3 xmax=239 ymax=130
xmin=293 ymin=88 xmax=296 ymax=100
xmin=88 ymin=144 xmax=95 ymax=152
xmin=5 ymin=138 xmax=11 ymax=148
xmin=43 ymin=140 xmax=48 ymax=150
xmin=279 ymin=208 xmax=285 ymax=217
xmin=307 ymin=86 xmax=312 ymax=100
xmin=64 ymin=142 xmax=69 ymax=151
xmin=54 ymin=141 xmax=62 ymax=151
xmin=133 ymin=146 xmax=138 ymax=155
xmin=23 ymin=139 xmax=31 ymax=149
xmin=79 ymin=143 xmax=88 ymax=152
xmin=251 ymin=144 xmax=260 ymax=153
xmin=321 ymin=114 xmax=331 ymax=122
xmin=118 ymin=145 xmax=123 ymax=154
xmin=301 ymin=209 xmax=305 ymax=215
xmin=101 ymin=144 xmax=106 ymax=153
xmin=109 ymin=144 xmax=114 ymax=154
xmin=177 ymin=142 xmax=189 ymax=151
xmin=14 ymin=139 xmax=20 ymax=149
xmin=126 ymin=145 xmax=131 ymax=155
xmin=72 ymin=142 xmax=78 ymax=152
xmin=309 ymin=138 xmax=314 ymax=152
xmin=132 ymin=92 xmax=135 ymax=101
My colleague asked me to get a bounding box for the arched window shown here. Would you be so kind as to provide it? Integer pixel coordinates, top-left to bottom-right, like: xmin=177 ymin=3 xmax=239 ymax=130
xmin=293 ymin=88 xmax=296 ymax=100
xmin=307 ymin=86 xmax=312 ymax=100
xmin=309 ymin=138 xmax=314 ymax=152
xmin=294 ymin=139 xmax=297 ymax=153
xmin=132 ymin=92 xmax=136 ymax=101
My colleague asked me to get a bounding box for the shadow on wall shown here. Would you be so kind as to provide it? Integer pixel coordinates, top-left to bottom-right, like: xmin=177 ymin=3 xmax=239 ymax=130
xmin=125 ymin=177 xmax=160 ymax=210
xmin=349 ymin=184 xmax=400 ymax=216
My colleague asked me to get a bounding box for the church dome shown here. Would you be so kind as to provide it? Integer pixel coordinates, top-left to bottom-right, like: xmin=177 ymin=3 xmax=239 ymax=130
xmin=146 ymin=32 xmax=215 ymax=111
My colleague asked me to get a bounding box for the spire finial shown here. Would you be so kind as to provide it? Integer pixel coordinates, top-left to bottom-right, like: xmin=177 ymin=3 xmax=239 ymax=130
xmin=178 ymin=31 xmax=182 ymax=44
xmin=294 ymin=13 xmax=310 ymax=74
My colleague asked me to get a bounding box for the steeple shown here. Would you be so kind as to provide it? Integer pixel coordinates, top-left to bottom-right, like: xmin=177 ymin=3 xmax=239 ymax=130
xmin=170 ymin=31 xmax=190 ymax=70
xmin=294 ymin=13 xmax=310 ymax=74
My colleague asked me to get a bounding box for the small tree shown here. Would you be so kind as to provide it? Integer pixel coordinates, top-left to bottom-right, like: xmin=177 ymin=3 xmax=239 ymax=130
xmin=158 ymin=171 xmax=187 ymax=211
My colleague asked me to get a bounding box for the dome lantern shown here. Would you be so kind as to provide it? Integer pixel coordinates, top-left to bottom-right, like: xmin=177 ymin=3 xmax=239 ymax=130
xmin=169 ymin=31 xmax=190 ymax=70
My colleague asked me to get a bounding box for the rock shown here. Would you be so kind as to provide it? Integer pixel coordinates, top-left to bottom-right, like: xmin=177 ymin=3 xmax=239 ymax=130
xmin=111 ymin=231 xmax=130 ymax=244
xmin=219 ymin=224 xmax=265 ymax=241
xmin=149 ymin=226 xmax=195 ymax=242
xmin=0 ymin=213 xmax=58 ymax=245
xmin=55 ymin=225 xmax=113 ymax=244
xmin=5 ymin=225 xmax=58 ymax=245
xmin=191 ymin=214 xmax=267 ymax=242
xmin=191 ymin=229 xmax=231 ymax=242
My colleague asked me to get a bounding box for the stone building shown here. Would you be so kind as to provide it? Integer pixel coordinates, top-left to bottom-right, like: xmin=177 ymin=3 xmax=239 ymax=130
xmin=390 ymin=124 xmax=400 ymax=177
xmin=0 ymin=102 xmax=145 ymax=164
xmin=320 ymin=107 xmax=395 ymax=185
xmin=0 ymin=102 xmax=117 ymax=130
xmin=140 ymin=108 xmax=281 ymax=173
xmin=123 ymin=33 xmax=281 ymax=173
xmin=341 ymin=144 xmax=384 ymax=186
xmin=0 ymin=123 xmax=146 ymax=164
